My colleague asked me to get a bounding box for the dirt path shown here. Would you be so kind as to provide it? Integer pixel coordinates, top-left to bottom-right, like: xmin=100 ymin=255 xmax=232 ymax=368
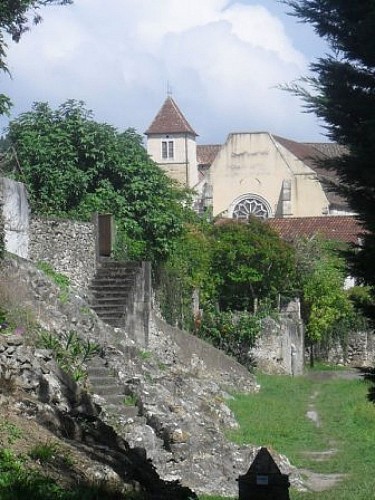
xmin=297 ymin=368 xmax=362 ymax=492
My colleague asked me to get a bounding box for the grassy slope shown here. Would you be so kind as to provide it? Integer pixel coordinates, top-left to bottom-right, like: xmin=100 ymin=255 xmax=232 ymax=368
xmin=200 ymin=369 xmax=375 ymax=500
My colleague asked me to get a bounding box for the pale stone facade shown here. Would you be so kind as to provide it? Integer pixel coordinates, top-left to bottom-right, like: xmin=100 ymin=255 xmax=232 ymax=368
xmin=206 ymin=132 xmax=329 ymax=219
xmin=147 ymin=132 xmax=198 ymax=188
xmin=146 ymin=97 xmax=353 ymax=219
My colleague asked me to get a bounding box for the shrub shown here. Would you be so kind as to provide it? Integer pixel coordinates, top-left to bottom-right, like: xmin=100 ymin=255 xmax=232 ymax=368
xmin=38 ymin=330 xmax=100 ymax=382
xmin=197 ymin=308 xmax=265 ymax=369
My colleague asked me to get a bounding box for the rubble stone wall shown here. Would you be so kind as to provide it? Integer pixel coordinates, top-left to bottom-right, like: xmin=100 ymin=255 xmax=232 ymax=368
xmin=324 ymin=331 xmax=375 ymax=366
xmin=251 ymin=315 xmax=305 ymax=375
xmin=29 ymin=216 xmax=97 ymax=292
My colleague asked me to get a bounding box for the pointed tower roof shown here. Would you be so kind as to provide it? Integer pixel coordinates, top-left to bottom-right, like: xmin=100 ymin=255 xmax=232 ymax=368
xmin=145 ymin=97 xmax=198 ymax=136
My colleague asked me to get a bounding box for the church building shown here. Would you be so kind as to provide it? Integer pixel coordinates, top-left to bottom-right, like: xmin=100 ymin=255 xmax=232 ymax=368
xmin=145 ymin=97 xmax=354 ymax=224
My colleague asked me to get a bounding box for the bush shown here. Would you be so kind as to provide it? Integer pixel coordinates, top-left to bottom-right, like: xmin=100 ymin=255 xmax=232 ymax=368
xmin=197 ymin=308 xmax=265 ymax=369
xmin=38 ymin=331 xmax=100 ymax=382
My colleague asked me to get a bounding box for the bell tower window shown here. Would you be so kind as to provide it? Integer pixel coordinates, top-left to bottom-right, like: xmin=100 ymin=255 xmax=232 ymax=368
xmin=162 ymin=140 xmax=174 ymax=159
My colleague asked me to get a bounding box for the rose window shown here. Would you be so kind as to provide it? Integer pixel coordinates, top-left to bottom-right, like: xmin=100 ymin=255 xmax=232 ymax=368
xmin=232 ymin=197 xmax=270 ymax=219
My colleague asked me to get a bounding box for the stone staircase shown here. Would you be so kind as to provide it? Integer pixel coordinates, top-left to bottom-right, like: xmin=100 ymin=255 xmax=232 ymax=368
xmin=87 ymin=355 xmax=165 ymax=453
xmin=89 ymin=260 xmax=140 ymax=328
xmin=87 ymin=356 xmax=142 ymax=421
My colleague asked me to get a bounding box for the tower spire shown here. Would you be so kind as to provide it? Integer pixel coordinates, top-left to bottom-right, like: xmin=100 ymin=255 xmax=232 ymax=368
xmin=166 ymin=81 xmax=173 ymax=97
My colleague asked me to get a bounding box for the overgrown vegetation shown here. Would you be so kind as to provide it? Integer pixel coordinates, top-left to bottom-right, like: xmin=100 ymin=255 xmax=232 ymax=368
xmin=37 ymin=261 xmax=71 ymax=302
xmin=0 ymin=447 xmax=144 ymax=499
xmin=4 ymin=100 xmax=191 ymax=262
xmin=196 ymin=308 xmax=266 ymax=370
xmin=155 ymin=218 xmax=298 ymax=364
xmin=295 ymin=237 xmax=366 ymax=365
xmin=37 ymin=330 xmax=100 ymax=382
xmin=155 ymin=218 xmax=367 ymax=367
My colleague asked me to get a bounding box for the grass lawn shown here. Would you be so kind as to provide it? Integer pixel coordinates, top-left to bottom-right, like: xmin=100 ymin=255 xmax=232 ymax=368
xmin=200 ymin=369 xmax=375 ymax=500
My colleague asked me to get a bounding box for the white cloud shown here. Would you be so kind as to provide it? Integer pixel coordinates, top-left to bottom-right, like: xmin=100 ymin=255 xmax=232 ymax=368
xmin=1 ymin=0 xmax=324 ymax=142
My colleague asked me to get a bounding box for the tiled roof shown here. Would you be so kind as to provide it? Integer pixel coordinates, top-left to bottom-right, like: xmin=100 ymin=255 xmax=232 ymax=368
xmin=145 ymin=97 xmax=198 ymax=136
xmin=267 ymin=216 xmax=364 ymax=244
xmin=197 ymin=144 xmax=221 ymax=166
xmin=306 ymin=142 xmax=348 ymax=159
xmin=273 ymin=135 xmax=349 ymax=209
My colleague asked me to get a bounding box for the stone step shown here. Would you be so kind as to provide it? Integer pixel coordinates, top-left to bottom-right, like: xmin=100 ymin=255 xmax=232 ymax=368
xmin=92 ymin=295 xmax=128 ymax=306
xmin=118 ymin=405 xmax=140 ymax=418
xmin=93 ymin=308 xmax=126 ymax=321
xmin=91 ymin=384 xmax=124 ymax=396
xmin=91 ymin=304 xmax=126 ymax=314
xmin=91 ymin=313 xmax=125 ymax=324
xmin=90 ymin=279 xmax=135 ymax=287
xmin=93 ymin=316 xmax=125 ymax=327
xmin=89 ymin=258 xmax=140 ymax=328
xmin=93 ymin=273 xmax=136 ymax=282
xmin=87 ymin=357 xmax=107 ymax=368
xmin=103 ymin=394 xmax=130 ymax=405
xmin=87 ymin=366 xmax=109 ymax=377
xmin=107 ymin=409 xmax=146 ymax=427
xmin=98 ymin=260 xmax=140 ymax=270
xmin=87 ymin=356 xmax=108 ymax=370
xmin=91 ymin=301 xmax=129 ymax=310
xmin=89 ymin=375 xmax=118 ymax=386
xmin=90 ymin=287 xmax=133 ymax=296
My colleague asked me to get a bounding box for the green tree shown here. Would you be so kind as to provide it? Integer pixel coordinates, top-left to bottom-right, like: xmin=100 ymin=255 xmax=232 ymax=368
xmin=0 ymin=1 xmax=72 ymax=114
xmin=295 ymin=237 xmax=359 ymax=364
xmin=7 ymin=100 xmax=189 ymax=262
xmin=210 ymin=219 xmax=297 ymax=311
xmin=283 ymin=1 xmax=375 ymax=312
xmin=154 ymin=220 xmax=213 ymax=330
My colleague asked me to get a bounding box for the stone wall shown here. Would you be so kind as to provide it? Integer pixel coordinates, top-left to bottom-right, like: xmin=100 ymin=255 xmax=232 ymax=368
xmin=29 ymin=216 xmax=97 ymax=292
xmin=251 ymin=313 xmax=305 ymax=375
xmin=150 ymin=314 xmax=258 ymax=391
xmin=1 ymin=176 xmax=29 ymax=259
xmin=324 ymin=331 xmax=375 ymax=367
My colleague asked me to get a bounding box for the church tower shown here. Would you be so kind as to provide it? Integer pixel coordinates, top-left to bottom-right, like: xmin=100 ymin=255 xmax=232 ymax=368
xmin=145 ymin=97 xmax=199 ymax=188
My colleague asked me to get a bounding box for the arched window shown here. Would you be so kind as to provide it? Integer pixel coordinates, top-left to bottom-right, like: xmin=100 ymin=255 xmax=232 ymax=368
xmin=230 ymin=194 xmax=271 ymax=219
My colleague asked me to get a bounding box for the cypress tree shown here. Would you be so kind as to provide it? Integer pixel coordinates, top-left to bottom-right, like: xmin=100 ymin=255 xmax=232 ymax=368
xmin=283 ymin=1 xmax=375 ymax=307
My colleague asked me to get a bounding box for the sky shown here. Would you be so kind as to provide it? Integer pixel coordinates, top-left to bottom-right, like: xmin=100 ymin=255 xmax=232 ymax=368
xmin=1 ymin=0 xmax=330 ymax=144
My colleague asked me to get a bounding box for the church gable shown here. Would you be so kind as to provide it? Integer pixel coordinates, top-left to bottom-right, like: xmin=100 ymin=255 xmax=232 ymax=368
xmin=208 ymin=132 xmax=307 ymax=218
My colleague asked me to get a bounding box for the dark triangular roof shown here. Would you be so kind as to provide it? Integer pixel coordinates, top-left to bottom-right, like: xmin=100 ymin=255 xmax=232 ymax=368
xmin=245 ymin=447 xmax=281 ymax=476
xmin=145 ymin=97 xmax=198 ymax=136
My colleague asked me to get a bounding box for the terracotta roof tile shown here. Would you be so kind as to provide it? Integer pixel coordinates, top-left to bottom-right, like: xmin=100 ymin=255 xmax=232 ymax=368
xmin=267 ymin=216 xmax=364 ymax=244
xmin=197 ymin=144 xmax=221 ymax=166
xmin=145 ymin=97 xmax=198 ymax=136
